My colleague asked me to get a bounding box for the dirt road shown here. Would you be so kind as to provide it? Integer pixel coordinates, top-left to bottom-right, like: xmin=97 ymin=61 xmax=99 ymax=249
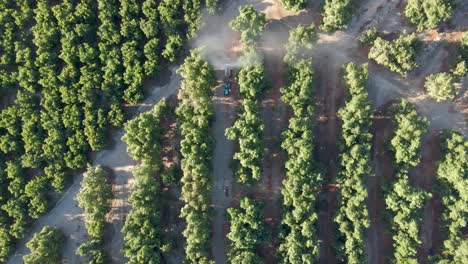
xmin=257 ymin=18 xmax=291 ymax=262
xmin=201 ymin=1 xmax=303 ymax=262
xmin=210 ymin=81 xmax=236 ymax=263
xmin=368 ymin=108 xmax=395 ymax=264
xmin=313 ymin=38 xmax=347 ymax=264
xmin=7 ymin=67 xmax=181 ymax=264
xmin=410 ymin=133 xmax=442 ymax=263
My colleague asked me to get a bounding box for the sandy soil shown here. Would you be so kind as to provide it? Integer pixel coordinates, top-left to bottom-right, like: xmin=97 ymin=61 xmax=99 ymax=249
xmin=7 ymin=67 xmax=181 ymax=264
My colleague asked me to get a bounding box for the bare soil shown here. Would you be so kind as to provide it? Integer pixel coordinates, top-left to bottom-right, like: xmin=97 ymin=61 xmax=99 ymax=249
xmin=313 ymin=45 xmax=344 ymax=264
xmin=410 ymin=133 xmax=442 ymax=264
xmin=210 ymin=72 xmax=238 ymax=264
xmin=368 ymin=106 xmax=396 ymax=264
xmin=256 ymin=21 xmax=289 ymax=263
xmin=160 ymin=97 xmax=185 ymax=264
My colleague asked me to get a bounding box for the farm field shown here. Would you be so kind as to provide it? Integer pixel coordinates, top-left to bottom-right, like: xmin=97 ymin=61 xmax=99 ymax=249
xmin=0 ymin=0 xmax=466 ymax=264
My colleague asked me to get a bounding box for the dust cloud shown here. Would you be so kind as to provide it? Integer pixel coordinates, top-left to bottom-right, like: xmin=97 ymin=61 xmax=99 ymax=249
xmin=192 ymin=6 xmax=304 ymax=70
xmin=192 ymin=10 xmax=245 ymax=70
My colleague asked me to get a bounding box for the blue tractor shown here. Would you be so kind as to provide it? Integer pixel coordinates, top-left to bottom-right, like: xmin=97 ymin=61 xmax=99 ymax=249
xmin=224 ymin=64 xmax=232 ymax=96
xmin=224 ymin=81 xmax=231 ymax=96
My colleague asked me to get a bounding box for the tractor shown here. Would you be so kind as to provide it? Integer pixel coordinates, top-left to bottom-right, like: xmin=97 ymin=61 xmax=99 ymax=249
xmin=224 ymin=64 xmax=232 ymax=96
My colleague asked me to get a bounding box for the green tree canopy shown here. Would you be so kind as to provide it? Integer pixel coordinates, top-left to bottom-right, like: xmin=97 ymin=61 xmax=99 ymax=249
xmin=386 ymin=99 xmax=431 ymax=263
xmin=23 ymin=226 xmax=65 ymax=264
xmin=226 ymin=99 xmax=265 ymax=184
xmin=320 ymin=0 xmax=352 ymax=32
xmin=369 ymin=34 xmax=419 ymax=75
xmin=122 ymin=99 xmax=167 ymax=162
xmin=452 ymin=32 xmax=468 ymax=77
xmin=359 ymin=27 xmax=379 ymax=45
xmin=176 ymin=49 xmax=215 ymax=263
xmin=284 ymin=24 xmax=316 ymax=67
xmin=390 ymin=99 xmax=429 ymax=168
xmin=405 ymin=0 xmax=452 ymax=31
xmin=281 ymin=0 xmax=308 ymax=11
xmin=227 ymin=197 xmax=265 ymax=263
xmin=229 ymin=5 xmax=266 ymax=47
xmin=425 ymin=72 xmax=456 ymax=102
xmin=436 ymin=131 xmax=468 ymax=263
xmin=335 ymin=63 xmax=372 ymax=264
xmin=279 ymin=25 xmax=321 ymax=263
xmin=76 ymin=165 xmax=111 ymax=239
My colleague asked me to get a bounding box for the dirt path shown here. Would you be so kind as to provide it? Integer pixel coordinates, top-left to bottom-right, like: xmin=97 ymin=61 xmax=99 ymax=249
xmin=210 ymin=78 xmax=237 ymax=263
xmin=313 ymin=44 xmax=345 ymax=264
xmin=368 ymin=108 xmax=395 ymax=264
xmin=257 ymin=20 xmax=289 ymax=262
xmin=201 ymin=1 xmax=304 ymax=262
xmin=198 ymin=2 xmax=240 ymax=263
xmin=410 ymin=133 xmax=442 ymax=263
xmin=7 ymin=67 xmax=181 ymax=264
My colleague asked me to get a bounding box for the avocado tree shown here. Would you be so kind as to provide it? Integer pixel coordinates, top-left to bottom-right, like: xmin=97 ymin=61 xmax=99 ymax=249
xmin=320 ymin=0 xmax=352 ymax=32
xmin=369 ymin=34 xmax=419 ymax=75
xmin=335 ymin=63 xmax=372 ymax=264
xmin=281 ymin=0 xmax=308 ymax=11
xmin=229 ymin=5 xmax=266 ymax=47
xmin=122 ymin=100 xmax=167 ymax=264
xmin=227 ymin=197 xmax=265 ymax=263
xmin=227 ymin=6 xmax=267 ymax=185
xmin=425 ymin=72 xmax=456 ymax=102
xmin=225 ymin=99 xmax=265 ymax=184
xmin=23 ymin=226 xmax=65 ymax=264
xmin=435 ymin=131 xmax=467 ymax=263
xmin=279 ymin=25 xmax=322 ymax=263
xmin=284 ymin=25 xmax=317 ymax=67
xmin=386 ymin=99 xmax=431 ymax=263
xmin=122 ymin=101 xmax=166 ymax=162
xmin=390 ymin=100 xmax=429 ymax=168
xmin=405 ymin=0 xmax=452 ymax=31
xmin=452 ymin=32 xmax=468 ymax=77
xmin=359 ymin=27 xmax=379 ymax=45
xmin=76 ymin=165 xmax=111 ymax=263
xmin=176 ymin=49 xmax=216 ymax=264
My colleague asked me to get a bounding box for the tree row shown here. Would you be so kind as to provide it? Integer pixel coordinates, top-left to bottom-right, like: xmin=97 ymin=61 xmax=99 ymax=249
xmin=386 ymin=100 xmax=431 ymax=263
xmin=434 ymin=131 xmax=467 ymax=263
xmin=176 ymin=50 xmax=216 ymax=263
xmin=334 ymin=62 xmax=372 ymax=264
xmin=121 ymin=99 xmax=169 ymax=263
xmin=279 ymin=24 xmax=322 ymax=263
xmin=226 ymin=5 xmax=267 ymax=184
